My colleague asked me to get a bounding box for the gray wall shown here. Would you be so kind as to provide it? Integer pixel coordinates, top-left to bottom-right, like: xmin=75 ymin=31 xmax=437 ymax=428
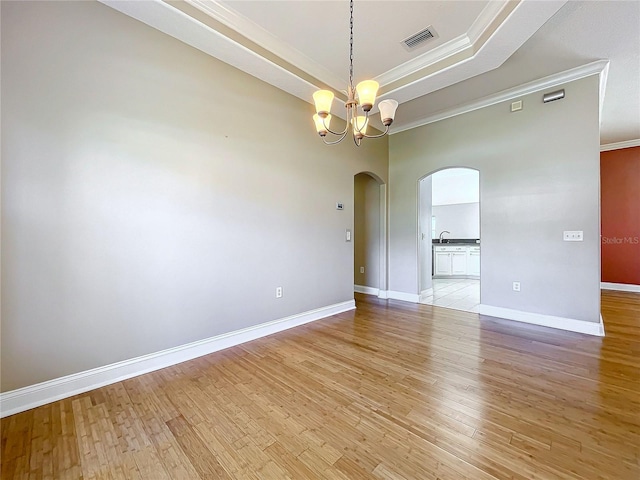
xmin=1 ymin=1 xmax=389 ymax=391
xmin=389 ymin=75 xmax=601 ymax=322
xmin=354 ymin=173 xmax=381 ymax=289
xmin=432 ymin=202 xmax=480 ymax=239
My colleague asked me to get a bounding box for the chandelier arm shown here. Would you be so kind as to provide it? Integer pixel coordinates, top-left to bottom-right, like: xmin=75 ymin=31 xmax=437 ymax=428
xmin=323 ymin=123 xmax=349 ymax=137
xmin=325 ymin=127 xmax=350 ymax=136
xmin=361 ymin=125 xmax=391 ymax=139
xmin=321 ymin=105 xmax=351 ymax=136
xmin=351 ymin=108 xmax=370 ymax=135
xmin=323 ymin=129 xmax=350 ymax=145
xmin=353 ymin=134 xmax=361 ymax=147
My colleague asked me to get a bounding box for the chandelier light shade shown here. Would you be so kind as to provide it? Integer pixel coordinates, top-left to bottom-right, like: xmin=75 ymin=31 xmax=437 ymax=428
xmin=352 ymin=116 xmax=369 ymax=139
xmin=378 ymin=99 xmax=399 ymax=126
xmin=313 ymin=113 xmax=331 ymax=136
xmin=355 ymin=80 xmax=379 ymax=111
xmin=313 ymin=90 xmax=334 ymax=118
xmin=312 ymin=0 xmax=398 ymax=146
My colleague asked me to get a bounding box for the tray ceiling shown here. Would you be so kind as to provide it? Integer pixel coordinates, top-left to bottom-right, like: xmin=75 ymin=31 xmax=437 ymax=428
xmin=100 ymin=0 xmax=640 ymax=144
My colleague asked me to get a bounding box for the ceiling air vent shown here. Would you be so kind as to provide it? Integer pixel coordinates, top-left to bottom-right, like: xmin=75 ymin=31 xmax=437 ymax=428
xmin=402 ymin=26 xmax=438 ymax=51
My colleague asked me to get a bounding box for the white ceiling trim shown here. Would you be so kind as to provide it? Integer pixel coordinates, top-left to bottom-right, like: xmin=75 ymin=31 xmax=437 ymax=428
xmin=467 ymin=0 xmax=511 ymax=44
xmin=375 ymin=0 xmax=509 ymax=86
xmin=186 ymin=0 xmax=346 ymax=90
xmin=186 ymin=0 xmax=510 ymax=91
xmin=374 ymin=34 xmax=472 ymax=86
xmin=599 ymin=61 xmax=610 ymax=127
xmin=390 ymin=60 xmax=610 ymax=135
xmin=99 ymin=0 xmax=322 ymax=108
xmin=379 ymin=0 xmax=568 ymax=107
xmin=101 ymin=0 xmax=568 ymax=130
xmin=600 ymin=139 xmax=640 ymax=152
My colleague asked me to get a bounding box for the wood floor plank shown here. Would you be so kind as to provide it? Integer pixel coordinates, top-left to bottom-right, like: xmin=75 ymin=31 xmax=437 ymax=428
xmin=166 ymin=415 xmax=232 ymax=479
xmin=2 ymin=290 xmax=639 ymax=479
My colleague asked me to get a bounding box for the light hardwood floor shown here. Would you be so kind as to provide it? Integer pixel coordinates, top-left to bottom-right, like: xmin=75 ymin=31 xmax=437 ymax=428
xmin=2 ymin=291 xmax=639 ymax=479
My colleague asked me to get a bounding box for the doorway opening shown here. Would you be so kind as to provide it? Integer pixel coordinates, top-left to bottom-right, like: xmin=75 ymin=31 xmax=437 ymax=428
xmin=354 ymin=172 xmax=387 ymax=297
xmin=418 ymin=168 xmax=480 ymax=312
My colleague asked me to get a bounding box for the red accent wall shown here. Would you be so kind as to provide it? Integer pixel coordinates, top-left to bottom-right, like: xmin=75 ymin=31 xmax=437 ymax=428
xmin=601 ymin=146 xmax=640 ymax=285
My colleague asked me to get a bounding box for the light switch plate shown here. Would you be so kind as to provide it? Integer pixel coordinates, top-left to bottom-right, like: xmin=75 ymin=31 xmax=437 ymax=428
xmin=346 ymin=230 xmax=351 ymax=242
xmin=563 ymin=231 xmax=583 ymax=241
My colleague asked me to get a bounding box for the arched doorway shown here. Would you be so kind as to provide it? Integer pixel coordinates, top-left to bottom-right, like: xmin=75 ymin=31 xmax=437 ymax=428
xmin=418 ymin=167 xmax=480 ymax=312
xmin=354 ymin=172 xmax=387 ymax=297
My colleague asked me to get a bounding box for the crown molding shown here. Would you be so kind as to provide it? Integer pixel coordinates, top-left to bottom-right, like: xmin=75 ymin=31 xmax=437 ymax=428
xmin=186 ymin=0 xmax=346 ymax=90
xmin=189 ymin=0 xmax=512 ymax=92
xmin=600 ymin=139 xmax=640 ymax=152
xmin=467 ymin=0 xmax=513 ymax=44
xmin=101 ymin=0 xmax=567 ymax=127
xmin=598 ymin=60 xmax=609 ymax=126
xmin=374 ymin=1 xmax=512 ymax=87
xmin=375 ymin=35 xmax=472 ymax=87
xmin=99 ymin=0 xmax=323 ymax=105
xmin=391 ymin=60 xmax=610 ymax=135
xmin=378 ymin=0 xmax=567 ymax=107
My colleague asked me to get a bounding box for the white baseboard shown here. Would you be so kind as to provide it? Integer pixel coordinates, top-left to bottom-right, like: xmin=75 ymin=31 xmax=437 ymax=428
xmin=385 ymin=290 xmax=421 ymax=303
xmin=478 ymin=304 xmax=604 ymax=336
xmin=601 ymin=282 xmax=640 ymax=293
xmin=354 ymin=285 xmax=380 ymax=296
xmin=0 ymin=300 xmax=355 ymax=418
xmin=377 ymin=290 xmax=388 ymax=299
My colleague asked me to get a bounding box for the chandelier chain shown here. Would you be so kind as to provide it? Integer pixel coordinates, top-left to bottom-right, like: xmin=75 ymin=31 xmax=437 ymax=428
xmin=349 ymin=0 xmax=354 ymax=90
xmin=312 ymin=0 xmax=397 ymax=145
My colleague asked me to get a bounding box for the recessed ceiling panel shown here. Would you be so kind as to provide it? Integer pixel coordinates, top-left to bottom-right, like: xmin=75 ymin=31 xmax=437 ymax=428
xmin=218 ymin=0 xmax=489 ymax=84
xmin=101 ymin=0 xmax=640 ymax=145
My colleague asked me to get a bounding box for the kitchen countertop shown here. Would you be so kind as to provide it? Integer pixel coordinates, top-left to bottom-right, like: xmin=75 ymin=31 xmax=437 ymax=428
xmin=432 ymin=239 xmax=480 ymax=246
xmin=433 ymin=244 xmax=480 ymax=248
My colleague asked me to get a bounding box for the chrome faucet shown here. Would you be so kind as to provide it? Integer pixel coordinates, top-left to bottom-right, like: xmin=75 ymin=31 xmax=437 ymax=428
xmin=439 ymin=230 xmax=450 ymax=243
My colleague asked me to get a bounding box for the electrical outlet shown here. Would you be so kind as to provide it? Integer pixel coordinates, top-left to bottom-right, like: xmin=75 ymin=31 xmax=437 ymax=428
xmin=563 ymin=231 xmax=583 ymax=241
xmin=276 ymin=286 xmax=283 ymax=298
xmin=360 ymin=267 xmax=365 ymax=274
xmin=513 ymin=282 xmax=521 ymax=292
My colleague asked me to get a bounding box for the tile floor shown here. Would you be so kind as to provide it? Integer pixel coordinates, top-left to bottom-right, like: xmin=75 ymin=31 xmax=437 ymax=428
xmin=421 ymin=278 xmax=480 ymax=313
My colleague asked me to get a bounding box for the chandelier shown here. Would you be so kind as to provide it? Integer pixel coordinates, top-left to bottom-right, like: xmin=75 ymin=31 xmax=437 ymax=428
xmin=312 ymin=0 xmax=398 ymax=146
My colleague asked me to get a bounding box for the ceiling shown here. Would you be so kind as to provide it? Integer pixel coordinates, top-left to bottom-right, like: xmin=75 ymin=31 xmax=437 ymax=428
xmin=102 ymin=0 xmax=640 ymax=145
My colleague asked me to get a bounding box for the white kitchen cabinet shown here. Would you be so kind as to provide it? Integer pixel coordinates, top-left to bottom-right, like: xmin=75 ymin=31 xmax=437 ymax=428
xmin=435 ymin=250 xmax=452 ymax=275
xmin=451 ymin=247 xmax=467 ymax=274
xmin=434 ymin=245 xmax=479 ymax=277
xmin=467 ymin=246 xmax=480 ymax=276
